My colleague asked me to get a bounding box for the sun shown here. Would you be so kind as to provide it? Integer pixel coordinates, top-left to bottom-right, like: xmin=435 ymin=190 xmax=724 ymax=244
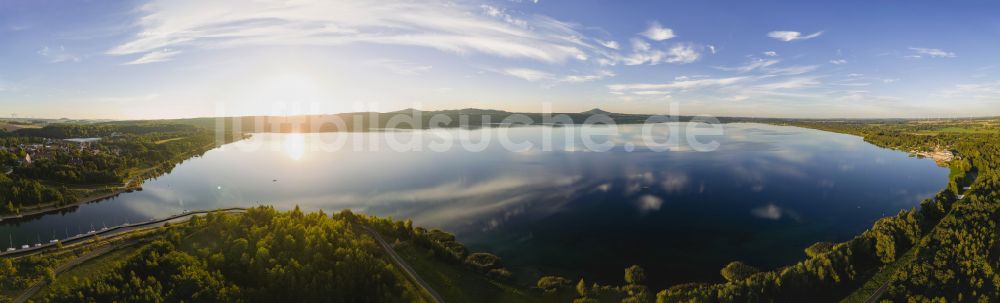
xmin=268 ymin=73 xmax=320 ymax=105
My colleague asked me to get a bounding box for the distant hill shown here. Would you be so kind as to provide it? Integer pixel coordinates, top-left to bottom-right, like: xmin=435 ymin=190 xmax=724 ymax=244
xmin=581 ymin=108 xmax=612 ymax=115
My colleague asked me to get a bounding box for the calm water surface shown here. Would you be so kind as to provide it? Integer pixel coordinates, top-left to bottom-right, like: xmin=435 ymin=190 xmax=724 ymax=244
xmin=1 ymin=123 xmax=948 ymax=287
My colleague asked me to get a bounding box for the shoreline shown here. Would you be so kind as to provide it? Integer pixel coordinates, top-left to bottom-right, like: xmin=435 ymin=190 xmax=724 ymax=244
xmin=1 ymin=140 xmax=234 ymax=223
xmin=0 ymin=188 xmax=131 ymax=222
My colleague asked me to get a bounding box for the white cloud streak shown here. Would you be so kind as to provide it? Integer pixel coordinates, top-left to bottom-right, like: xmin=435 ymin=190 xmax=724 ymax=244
xmin=909 ymin=47 xmax=956 ymax=58
xmin=503 ymin=68 xmax=614 ymax=83
xmin=504 ymin=68 xmax=553 ymax=82
xmin=124 ymin=49 xmax=181 ymax=65
xmin=365 ymin=59 xmax=432 ymax=76
xmin=755 ymin=77 xmax=820 ymax=90
xmin=597 ymin=39 xmax=620 ymax=50
xmin=767 ymin=30 xmax=823 ymax=42
xmin=717 ymin=59 xmax=780 ymax=73
xmin=37 ymin=46 xmax=80 ymax=63
xmin=608 ymin=76 xmax=749 ymax=92
xmin=109 ymin=0 xmax=603 ymax=64
xmin=632 ymin=90 xmax=670 ymax=95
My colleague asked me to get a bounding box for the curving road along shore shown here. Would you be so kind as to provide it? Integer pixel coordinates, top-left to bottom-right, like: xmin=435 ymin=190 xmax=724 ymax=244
xmin=12 ymin=239 xmax=141 ymax=303
xmin=1 ymin=208 xmax=247 ymax=258
xmin=7 ymin=208 xmax=248 ymax=302
xmin=357 ymin=225 xmax=445 ymax=303
xmin=5 ymin=208 xmax=443 ymax=303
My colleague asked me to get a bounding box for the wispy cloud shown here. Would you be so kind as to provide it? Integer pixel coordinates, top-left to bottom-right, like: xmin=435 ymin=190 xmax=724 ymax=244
xmin=503 ymin=68 xmax=614 ymax=83
xmin=597 ymin=39 xmax=620 ymax=50
xmin=767 ymin=30 xmax=823 ymax=42
xmin=504 ymin=68 xmax=553 ymax=82
xmin=631 ymin=90 xmax=670 ymax=95
xmin=755 ymin=77 xmax=820 ymax=90
xmin=829 ymin=59 xmax=847 ymax=65
xmin=124 ymin=49 xmax=181 ymax=65
xmin=622 ymin=39 xmax=701 ymax=65
xmin=37 ymin=46 xmax=80 ymax=63
xmin=908 ymin=47 xmax=956 ymax=58
xmin=561 ymin=70 xmax=615 ymax=83
xmin=717 ymin=58 xmax=779 ymax=73
xmin=365 ymin=59 xmax=432 ymax=76
xmin=938 ymin=81 xmax=1000 ymax=101
xmin=765 ymin=65 xmax=819 ymax=76
xmin=109 ymin=0 xmax=604 ymax=64
xmin=640 ymin=21 xmax=675 ymax=41
xmin=480 ymin=4 xmax=529 ymax=28
xmin=665 ymin=43 xmax=700 ymax=63
xmin=93 ymin=93 xmax=162 ymax=103
xmin=763 ymin=51 xmax=777 ymax=57
xmin=608 ymin=76 xmax=749 ymax=92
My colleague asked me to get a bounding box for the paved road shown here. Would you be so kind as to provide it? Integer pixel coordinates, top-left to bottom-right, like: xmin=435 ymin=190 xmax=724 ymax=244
xmin=862 ymin=282 xmax=889 ymax=303
xmin=2 ymin=208 xmax=246 ymax=258
xmin=7 ymin=209 xmax=442 ymax=302
xmin=12 ymin=239 xmax=138 ymax=303
xmin=357 ymin=225 xmax=445 ymax=303
xmin=7 ymin=208 xmax=248 ymax=301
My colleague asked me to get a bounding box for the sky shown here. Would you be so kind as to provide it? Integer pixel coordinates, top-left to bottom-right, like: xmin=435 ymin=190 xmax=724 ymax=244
xmin=1 ymin=0 xmax=999 ymax=119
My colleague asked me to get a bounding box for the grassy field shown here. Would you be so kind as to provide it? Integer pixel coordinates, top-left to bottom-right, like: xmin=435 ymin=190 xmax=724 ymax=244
xmin=913 ymin=127 xmax=999 ymax=136
xmin=0 ymin=122 xmax=43 ymax=132
xmin=153 ymin=136 xmax=188 ymax=144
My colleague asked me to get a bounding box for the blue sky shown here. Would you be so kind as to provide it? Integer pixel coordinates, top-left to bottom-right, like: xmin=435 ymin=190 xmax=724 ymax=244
xmin=1 ymin=0 xmax=999 ymax=119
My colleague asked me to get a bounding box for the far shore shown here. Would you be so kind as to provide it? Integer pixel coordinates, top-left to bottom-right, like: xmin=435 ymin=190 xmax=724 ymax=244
xmin=0 ymin=187 xmax=132 ymax=222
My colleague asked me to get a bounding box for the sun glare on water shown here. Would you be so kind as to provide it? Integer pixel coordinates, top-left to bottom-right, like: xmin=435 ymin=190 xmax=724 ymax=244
xmin=283 ymin=133 xmax=306 ymax=161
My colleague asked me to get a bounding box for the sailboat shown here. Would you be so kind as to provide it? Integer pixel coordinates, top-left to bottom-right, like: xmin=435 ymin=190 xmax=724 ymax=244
xmin=34 ymin=235 xmax=41 ymax=247
xmin=6 ymin=234 xmax=14 ymax=252
xmin=49 ymin=230 xmax=58 ymax=243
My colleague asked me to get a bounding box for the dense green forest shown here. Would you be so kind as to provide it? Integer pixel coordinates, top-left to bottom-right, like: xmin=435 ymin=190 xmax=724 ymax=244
xmin=35 ymin=207 xmax=426 ymax=302
xmin=0 ymin=122 xmax=232 ymax=215
xmin=7 ymin=206 xmax=520 ymax=303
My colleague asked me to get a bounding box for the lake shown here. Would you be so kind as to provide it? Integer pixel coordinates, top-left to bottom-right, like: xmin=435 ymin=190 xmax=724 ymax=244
xmin=0 ymin=123 xmax=948 ymax=287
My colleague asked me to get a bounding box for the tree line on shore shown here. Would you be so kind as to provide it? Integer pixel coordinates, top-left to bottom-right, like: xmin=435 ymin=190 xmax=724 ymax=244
xmin=26 ymin=206 xmax=513 ymax=303
xmin=532 ymin=120 xmax=998 ymax=302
